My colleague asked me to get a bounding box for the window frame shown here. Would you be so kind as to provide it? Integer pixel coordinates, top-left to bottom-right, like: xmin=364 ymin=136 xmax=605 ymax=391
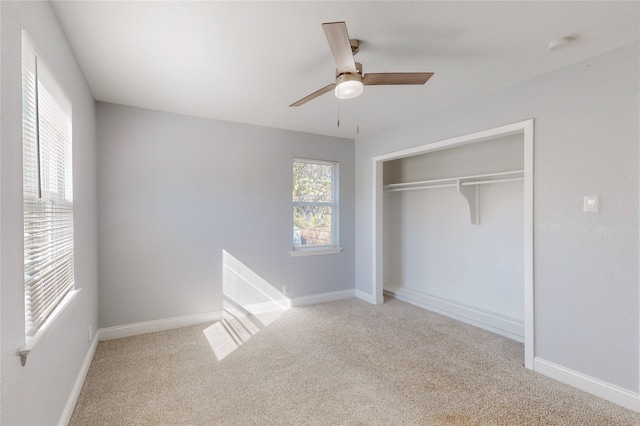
xmin=291 ymin=157 xmax=343 ymax=257
xmin=21 ymin=30 xmax=78 ymax=359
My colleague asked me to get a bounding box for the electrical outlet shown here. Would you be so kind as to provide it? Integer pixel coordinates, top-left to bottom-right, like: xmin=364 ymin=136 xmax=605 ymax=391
xmin=88 ymin=325 xmax=93 ymax=342
xmin=282 ymin=285 xmax=289 ymax=296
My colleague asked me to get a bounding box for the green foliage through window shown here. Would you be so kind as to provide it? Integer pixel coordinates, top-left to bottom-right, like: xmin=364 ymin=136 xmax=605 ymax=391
xmin=292 ymin=160 xmax=337 ymax=248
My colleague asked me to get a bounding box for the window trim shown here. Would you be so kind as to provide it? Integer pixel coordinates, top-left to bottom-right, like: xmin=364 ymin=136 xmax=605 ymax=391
xmin=19 ymin=289 xmax=81 ymax=366
xmin=291 ymin=157 xmax=342 ymax=256
xmin=19 ymin=30 xmax=75 ymax=365
xmin=289 ymin=247 xmax=343 ymax=258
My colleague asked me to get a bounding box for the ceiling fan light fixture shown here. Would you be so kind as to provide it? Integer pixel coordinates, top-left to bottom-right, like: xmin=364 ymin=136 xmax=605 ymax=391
xmin=335 ymin=73 xmax=363 ymax=100
xmin=289 ymin=22 xmax=433 ymax=107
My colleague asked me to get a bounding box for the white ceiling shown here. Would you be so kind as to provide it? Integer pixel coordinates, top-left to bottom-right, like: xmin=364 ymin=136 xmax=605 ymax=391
xmin=50 ymin=1 xmax=639 ymax=139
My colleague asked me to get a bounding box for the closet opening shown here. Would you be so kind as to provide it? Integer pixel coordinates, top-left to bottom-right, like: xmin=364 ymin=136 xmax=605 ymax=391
xmin=372 ymin=120 xmax=534 ymax=369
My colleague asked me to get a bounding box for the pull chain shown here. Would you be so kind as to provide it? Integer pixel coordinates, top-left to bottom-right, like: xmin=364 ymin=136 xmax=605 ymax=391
xmin=337 ymin=100 xmax=340 ymax=127
xmin=356 ymin=97 xmax=360 ymax=134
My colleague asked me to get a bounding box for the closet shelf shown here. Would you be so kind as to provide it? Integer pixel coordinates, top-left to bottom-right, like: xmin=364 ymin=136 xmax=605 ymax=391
xmin=383 ymin=170 xmax=524 ymax=192
xmin=384 ymin=169 xmax=524 ymax=225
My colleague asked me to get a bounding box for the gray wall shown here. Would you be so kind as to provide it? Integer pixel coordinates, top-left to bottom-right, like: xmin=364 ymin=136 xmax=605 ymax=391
xmin=383 ymin=134 xmax=524 ymax=184
xmin=97 ymin=102 xmax=355 ymax=328
xmin=355 ymin=43 xmax=639 ymax=392
xmin=0 ymin=1 xmax=98 ymax=424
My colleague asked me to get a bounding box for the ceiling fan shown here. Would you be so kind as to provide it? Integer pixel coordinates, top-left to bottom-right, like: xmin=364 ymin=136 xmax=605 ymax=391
xmin=290 ymin=21 xmax=434 ymax=107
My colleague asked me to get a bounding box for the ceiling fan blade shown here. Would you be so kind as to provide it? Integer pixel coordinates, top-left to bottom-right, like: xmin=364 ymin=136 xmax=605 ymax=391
xmin=363 ymin=72 xmax=434 ymax=86
xmin=289 ymin=83 xmax=336 ymax=107
xmin=322 ymin=22 xmax=357 ymax=74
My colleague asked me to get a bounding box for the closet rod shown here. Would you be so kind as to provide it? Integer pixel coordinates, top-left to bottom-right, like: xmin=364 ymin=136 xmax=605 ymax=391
xmin=385 ymin=176 xmax=524 ymax=192
xmin=386 ymin=183 xmax=458 ymax=192
xmin=459 ymin=177 xmax=524 ymax=186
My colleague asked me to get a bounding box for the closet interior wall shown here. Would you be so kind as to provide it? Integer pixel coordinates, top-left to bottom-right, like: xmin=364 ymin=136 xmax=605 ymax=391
xmin=383 ymin=134 xmax=525 ymax=340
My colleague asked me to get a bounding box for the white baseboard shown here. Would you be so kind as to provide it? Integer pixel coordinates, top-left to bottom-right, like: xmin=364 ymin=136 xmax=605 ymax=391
xmin=291 ymin=289 xmax=355 ymax=306
xmin=355 ymin=289 xmax=377 ymax=305
xmin=98 ymin=289 xmax=358 ymax=341
xmin=534 ymin=357 xmax=640 ymax=412
xmin=58 ymin=332 xmax=100 ymax=426
xmin=384 ymin=286 xmax=524 ymax=342
xmin=99 ymin=311 xmax=222 ymax=341
xmin=241 ymin=298 xmax=292 ymax=312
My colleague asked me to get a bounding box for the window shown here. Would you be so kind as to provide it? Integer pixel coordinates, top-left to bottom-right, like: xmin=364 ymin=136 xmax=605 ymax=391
xmin=22 ymin=31 xmax=74 ymax=337
xmin=292 ymin=158 xmax=341 ymax=256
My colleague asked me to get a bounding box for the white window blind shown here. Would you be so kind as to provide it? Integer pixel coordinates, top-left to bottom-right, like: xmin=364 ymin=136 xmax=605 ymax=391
xmin=22 ymin=31 xmax=74 ymax=337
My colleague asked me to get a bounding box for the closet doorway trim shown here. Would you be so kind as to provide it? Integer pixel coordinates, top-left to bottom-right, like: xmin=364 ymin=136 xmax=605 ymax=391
xmin=371 ymin=119 xmax=534 ymax=370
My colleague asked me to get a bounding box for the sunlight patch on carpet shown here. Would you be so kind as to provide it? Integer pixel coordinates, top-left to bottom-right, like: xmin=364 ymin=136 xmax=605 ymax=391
xmin=203 ymin=322 xmax=238 ymax=361
xmin=204 ymin=250 xmax=290 ymax=360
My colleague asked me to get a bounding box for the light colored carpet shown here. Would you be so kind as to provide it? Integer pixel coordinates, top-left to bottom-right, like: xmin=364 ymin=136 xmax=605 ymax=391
xmin=70 ymin=298 xmax=640 ymax=425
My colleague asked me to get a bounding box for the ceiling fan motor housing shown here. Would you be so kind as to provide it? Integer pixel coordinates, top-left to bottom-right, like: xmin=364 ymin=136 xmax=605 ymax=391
xmin=336 ymin=62 xmax=363 ymax=80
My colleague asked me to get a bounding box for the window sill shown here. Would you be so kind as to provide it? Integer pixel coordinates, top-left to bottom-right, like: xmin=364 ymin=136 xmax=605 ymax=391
xmin=18 ymin=288 xmax=81 ymax=366
xmin=290 ymin=247 xmax=343 ymax=258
